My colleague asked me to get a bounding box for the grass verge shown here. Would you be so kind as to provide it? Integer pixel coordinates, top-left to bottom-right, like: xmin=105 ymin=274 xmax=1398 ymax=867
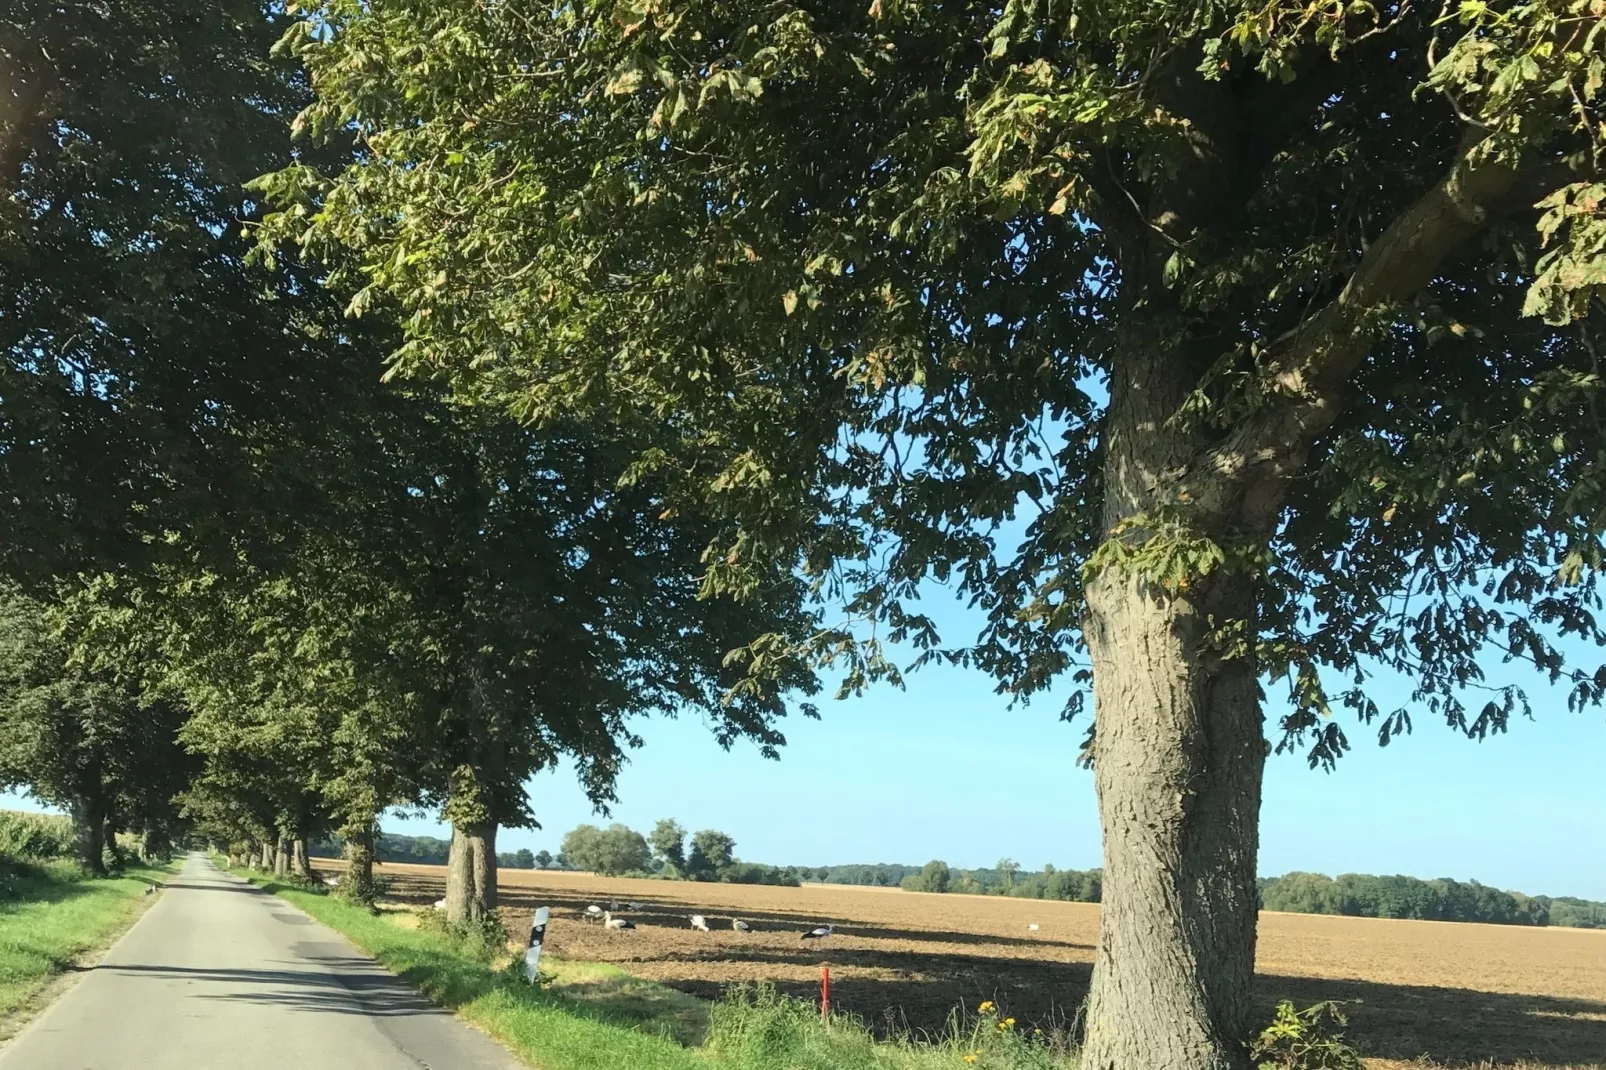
xmin=0 ymin=857 xmax=174 ymax=1037
xmin=234 ymin=869 xmax=1076 ymax=1070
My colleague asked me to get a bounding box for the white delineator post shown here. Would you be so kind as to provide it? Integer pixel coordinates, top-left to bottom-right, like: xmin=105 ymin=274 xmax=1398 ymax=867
xmin=525 ymin=906 xmax=550 ymax=982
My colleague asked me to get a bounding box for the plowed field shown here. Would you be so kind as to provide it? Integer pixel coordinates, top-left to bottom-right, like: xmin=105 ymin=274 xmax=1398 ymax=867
xmin=323 ymin=861 xmax=1606 ymax=1068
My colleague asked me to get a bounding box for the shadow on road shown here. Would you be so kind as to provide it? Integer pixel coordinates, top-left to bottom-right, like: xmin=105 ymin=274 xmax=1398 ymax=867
xmin=97 ymin=959 xmax=444 ymax=1018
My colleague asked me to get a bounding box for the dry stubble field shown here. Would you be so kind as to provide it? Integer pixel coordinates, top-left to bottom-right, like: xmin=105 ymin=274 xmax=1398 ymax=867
xmin=320 ymin=860 xmax=1605 ymax=1068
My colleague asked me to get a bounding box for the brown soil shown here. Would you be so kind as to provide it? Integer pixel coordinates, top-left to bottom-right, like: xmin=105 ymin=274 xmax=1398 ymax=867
xmin=324 ymin=860 xmax=1606 ymax=1068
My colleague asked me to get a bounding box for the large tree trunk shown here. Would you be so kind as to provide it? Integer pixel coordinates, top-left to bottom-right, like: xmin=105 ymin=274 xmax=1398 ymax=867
xmin=293 ymin=837 xmax=313 ymax=880
xmin=1076 ymin=333 xmax=1271 ymax=1070
xmin=273 ymin=838 xmax=290 ymax=877
xmin=69 ymin=795 xmax=105 ymax=875
xmin=1080 ymin=569 xmax=1265 ymax=1070
xmin=340 ymin=824 xmax=378 ymax=907
xmin=259 ymin=842 xmax=273 ymax=870
xmin=444 ymin=820 xmax=498 ymax=923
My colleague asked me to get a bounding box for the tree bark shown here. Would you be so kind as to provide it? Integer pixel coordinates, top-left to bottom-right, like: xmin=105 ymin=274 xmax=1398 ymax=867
xmin=1075 ymin=333 xmax=1269 ymax=1070
xmin=1080 ymin=569 xmax=1265 ymax=1070
xmin=69 ymin=795 xmax=105 ymax=875
xmin=101 ymin=817 xmax=117 ymax=868
xmin=340 ymin=824 xmax=377 ymax=907
xmin=259 ymin=842 xmax=274 ymax=870
xmin=293 ymin=837 xmax=313 ymax=880
xmin=444 ymin=820 xmax=498 ymax=923
xmin=273 ymin=838 xmax=290 ymax=877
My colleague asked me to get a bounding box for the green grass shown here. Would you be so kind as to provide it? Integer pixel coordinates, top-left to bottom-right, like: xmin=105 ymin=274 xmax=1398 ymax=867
xmin=234 ymin=868 xmax=1077 ymax=1070
xmin=0 ymin=856 xmax=174 ymax=1034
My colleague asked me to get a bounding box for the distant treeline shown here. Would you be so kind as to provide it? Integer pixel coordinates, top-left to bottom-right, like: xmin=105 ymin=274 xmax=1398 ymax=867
xmin=308 ymin=832 xmax=542 ymax=870
xmin=299 ymin=829 xmax=1606 ymax=930
xmin=1259 ymin=871 xmax=1606 ymax=929
xmin=816 ymin=857 xmax=1605 ymax=928
xmin=806 ymin=860 xmax=1103 ymax=901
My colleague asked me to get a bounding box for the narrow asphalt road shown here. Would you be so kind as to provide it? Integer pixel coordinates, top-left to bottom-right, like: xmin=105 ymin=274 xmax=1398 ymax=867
xmin=0 ymin=853 xmax=528 ymax=1069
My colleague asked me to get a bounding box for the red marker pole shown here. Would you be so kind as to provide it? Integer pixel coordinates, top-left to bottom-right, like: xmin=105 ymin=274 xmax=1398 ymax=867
xmin=820 ymin=965 xmax=831 ymax=1024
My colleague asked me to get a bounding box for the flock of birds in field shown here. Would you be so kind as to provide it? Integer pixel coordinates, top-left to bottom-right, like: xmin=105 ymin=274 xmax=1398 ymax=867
xmin=578 ymin=899 xmax=837 ymax=940
xmin=410 ymin=888 xmax=1046 ymax=941
xmin=314 ymin=868 xmax=1049 ymax=938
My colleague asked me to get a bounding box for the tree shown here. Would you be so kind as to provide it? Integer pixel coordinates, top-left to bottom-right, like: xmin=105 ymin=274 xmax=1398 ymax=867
xmin=263 ymin=4 xmax=1606 ymax=1067
xmin=649 ymin=819 xmax=688 ymax=874
xmin=904 ymin=859 xmax=952 ymax=894
xmin=685 ymin=829 xmax=737 ymax=881
xmin=0 ymin=586 xmax=193 ymax=872
xmin=515 ymin=848 xmax=536 ymax=870
xmin=534 ymin=849 xmax=553 ymax=870
xmin=997 ymin=859 xmax=1022 ymax=892
xmin=0 ymin=0 xmax=376 ymax=590
xmin=560 ymin=823 xmax=652 ymax=876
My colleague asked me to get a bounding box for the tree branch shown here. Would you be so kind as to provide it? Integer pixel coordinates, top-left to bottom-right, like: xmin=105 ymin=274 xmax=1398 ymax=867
xmin=1183 ymin=135 xmax=1529 ymax=526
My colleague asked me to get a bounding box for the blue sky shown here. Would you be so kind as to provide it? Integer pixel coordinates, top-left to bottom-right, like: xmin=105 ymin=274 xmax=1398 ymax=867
xmin=480 ymin=597 xmax=1606 ymax=900
xmin=11 ymin=588 xmax=1601 ymax=899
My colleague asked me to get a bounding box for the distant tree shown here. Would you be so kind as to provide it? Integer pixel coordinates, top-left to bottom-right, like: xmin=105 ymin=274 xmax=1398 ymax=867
xmin=514 ymin=848 xmax=536 ymax=869
xmin=560 ymin=823 xmax=652 ymax=876
xmin=903 ymin=859 xmax=952 ymax=894
xmin=534 ymin=849 xmax=553 ymax=870
xmin=649 ymin=819 xmax=687 ymax=874
xmin=559 ymin=826 xmax=600 ymax=870
xmin=684 ymin=829 xmax=736 ymax=881
xmin=997 ymin=859 xmax=1021 ymax=891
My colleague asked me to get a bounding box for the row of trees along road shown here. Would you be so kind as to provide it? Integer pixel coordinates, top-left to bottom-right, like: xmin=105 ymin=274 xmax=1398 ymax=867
xmin=0 ymin=1 xmax=819 ymax=922
xmin=255 ymin=3 xmax=1606 ymax=1068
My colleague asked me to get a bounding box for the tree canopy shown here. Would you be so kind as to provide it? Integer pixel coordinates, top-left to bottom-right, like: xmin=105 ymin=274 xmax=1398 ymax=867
xmin=2 ymin=0 xmax=820 ymax=921
xmin=256 ymin=2 xmax=1606 ymax=1065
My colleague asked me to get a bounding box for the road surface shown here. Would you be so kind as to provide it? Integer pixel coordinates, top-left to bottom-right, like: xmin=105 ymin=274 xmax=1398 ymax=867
xmin=0 ymin=853 xmax=528 ymax=1069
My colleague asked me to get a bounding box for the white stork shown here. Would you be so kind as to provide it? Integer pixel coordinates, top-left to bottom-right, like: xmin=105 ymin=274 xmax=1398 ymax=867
xmin=690 ymin=914 xmax=710 ymax=932
xmin=433 ymin=898 xmax=447 ymax=910
xmin=603 ymin=911 xmax=634 ymax=930
xmin=732 ymin=918 xmax=753 ymax=933
xmin=800 ymin=924 xmax=834 ymax=941
xmin=1027 ymin=923 xmax=1040 ymax=931
xmin=584 ymin=904 xmax=604 ymax=923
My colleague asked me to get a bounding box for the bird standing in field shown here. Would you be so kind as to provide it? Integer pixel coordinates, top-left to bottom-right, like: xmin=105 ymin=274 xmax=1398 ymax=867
xmin=603 ymin=911 xmax=634 ymax=930
xmin=433 ymin=898 xmax=447 ymax=910
xmin=628 ymin=901 xmax=643 ymax=910
xmin=584 ymin=904 xmax=604 ymax=923
xmin=731 ymin=918 xmax=753 ymax=933
xmin=690 ymin=914 xmax=710 ymax=932
xmin=800 ymin=924 xmax=834 ymax=941
xmin=1027 ymin=923 xmax=1040 ymax=932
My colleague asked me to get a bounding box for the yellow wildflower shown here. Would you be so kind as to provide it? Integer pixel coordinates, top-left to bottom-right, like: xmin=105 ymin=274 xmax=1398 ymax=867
xmin=978 ymin=1000 xmax=995 ymax=1014
xmin=963 ymin=1056 xmax=979 ymax=1065
xmin=1004 ymin=1018 xmax=1015 ymax=1028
